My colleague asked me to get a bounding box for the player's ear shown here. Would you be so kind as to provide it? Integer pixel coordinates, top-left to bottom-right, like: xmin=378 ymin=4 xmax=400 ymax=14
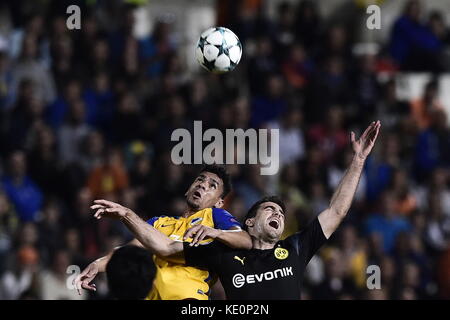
xmin=245 ymin=218 xmax=254 ymax=229
xmin=214 ymin=198 xmax=224 ymax=208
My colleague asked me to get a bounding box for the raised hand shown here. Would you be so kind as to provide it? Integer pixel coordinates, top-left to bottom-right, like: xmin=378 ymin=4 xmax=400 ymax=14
xmin=351 ymin=120 xmax=381 ymax=161
xmin=73 ymin=262 xmax=99 ymax=295
xmin=183 ymin=224 xmax=221 ymax=246
xmin=90 ymin=199 xmax=131 ymax=220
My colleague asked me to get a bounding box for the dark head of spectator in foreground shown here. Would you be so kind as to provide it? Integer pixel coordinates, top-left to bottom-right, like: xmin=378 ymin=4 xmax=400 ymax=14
xmin=106 ymin=245 xmax=156 ymax=300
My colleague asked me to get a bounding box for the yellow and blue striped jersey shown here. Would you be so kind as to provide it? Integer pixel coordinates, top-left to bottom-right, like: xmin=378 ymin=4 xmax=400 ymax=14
xmin=145 ymin=207 xmax=241 ymax=300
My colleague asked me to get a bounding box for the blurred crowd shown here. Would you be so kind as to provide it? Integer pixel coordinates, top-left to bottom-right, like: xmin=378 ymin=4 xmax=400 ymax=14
xmin=0 ymin=0 xmax=450 ymax=300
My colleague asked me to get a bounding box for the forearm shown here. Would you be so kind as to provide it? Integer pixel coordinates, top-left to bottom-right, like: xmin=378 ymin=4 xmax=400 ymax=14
xmin=93 ymin=239 xmax=141 ymax=272
xmin=121 ymin=210 xmax=182 ymax=256
xmin=329 ymin=155 xmax=365 ymax=216
xmin=92 ymin=252 xmax=113 ymax=273
xmin=216 ymin=229 xmax=252 ymax=249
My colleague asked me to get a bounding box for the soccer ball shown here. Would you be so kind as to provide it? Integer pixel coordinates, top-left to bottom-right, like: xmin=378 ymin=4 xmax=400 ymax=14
xmin=196 ymin=27 xmax=242 ymax=73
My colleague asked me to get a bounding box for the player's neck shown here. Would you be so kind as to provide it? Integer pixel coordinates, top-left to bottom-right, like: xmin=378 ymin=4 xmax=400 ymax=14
xmin=251 ymin=237 xmax=277 ymax=250
xmin=182 ymin=206 xmax=201 ymax=217
xmin=182 ymin=209 xmax=194 ymax=218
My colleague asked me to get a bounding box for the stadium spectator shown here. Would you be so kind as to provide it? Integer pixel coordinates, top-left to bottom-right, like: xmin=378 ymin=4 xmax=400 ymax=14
xmin=79 ymin=131 xmax=105 ymax=173
xmin=10 ymin=33 xmax=56 ymax=105
xmin=365 ymin=132 xmax=400 ymax=202
xmin=267 ymin=105 xmax=306 ymax=167
xmin=337 ymin=225 xmax=368 ymax=290
xmin=235 ymin=165 xmax=268 ymax=210
xmin=308 ymin=55 xmax=351 ymax=122
xmin=295 ymin=0 xmax=322 ymax=50
xmin=247 ymin=37 xmax=278 ymax=95
xmin=86 ymin=147 xmax=129 ymax=199
xmin=0 ymin=191 xmax=18 ymax=274
xmin=1 ymin=151 xmax=43 ymax=222
xmin=282 ymin=43 xmax=314 ymax=89
xmin=352 ymin=54 xmax=380 ymax=124
xmin=375 ymin=79 xmax=410 ymax=131
xmin=37 ymin=249 xmax=86 ymax=300
xmin=389 ymin=0 xmax=443 ymax=71
xmin=414 ymin=108 xmax=450 ymax=181
xmin=437 ymin=246 xmax=450 ymax=299
xmin=328 ymin=148 xmax=367 ymax=207
xmin=425 ymin=192 xmax=450 ymax=252
xmin=37 ymin=200 xmax=64 ymax=265
xmin=89 ymin=39 xmax=110 ymax=77
xmin=307 ymin=106 xmax=348 ymax=164
xmin=0 ymin=245 xmax=39 ymax=300
xmin=388 ymin=168 xmax=418 ymax=217
xmin=4 ymin=79 xmax=44 ymax=151
xmin=0 ymin=51 xmax=14 ymax=111
xmin=250 ymin=73 xmax=287 ymax=128
xmin=278 ymin=163 xmax=311 ymax=237
xmin=365 ymin=192 xmax=413 ymax=254
xmin=409 ymin=79 xmax=444 ymax=131
xmin=139 ymin=20 xmax=176 ymax=78
xmin=58 ymin=98 xmax=92 ymax=166
xmin=27 ymin=125 xmax=61 ymax=195
xmin=311 ymin=247 xmax=357 ymax=299
xmin=273 ymin=2 xmax=297 ymax=61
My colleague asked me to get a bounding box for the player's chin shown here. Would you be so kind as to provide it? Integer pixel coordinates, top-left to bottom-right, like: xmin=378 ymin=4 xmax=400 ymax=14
xmin=186 ymin=197 xmax=201 ymax=209
xmin=266 ymin=226 xmax=282 ymax=239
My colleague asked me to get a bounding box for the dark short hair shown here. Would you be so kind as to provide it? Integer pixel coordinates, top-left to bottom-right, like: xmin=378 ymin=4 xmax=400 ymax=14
xmin=106 ymin=245 xmax=156 ymax=300
xmin=199 ymin=164 xmax=232 ymax=199
xmin=243 ymin=196 xmax=286 ymax=231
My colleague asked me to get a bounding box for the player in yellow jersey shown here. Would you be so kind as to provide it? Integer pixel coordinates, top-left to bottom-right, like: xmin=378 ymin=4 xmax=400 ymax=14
xmin=74 ymin=165 xmax=252 ymax=300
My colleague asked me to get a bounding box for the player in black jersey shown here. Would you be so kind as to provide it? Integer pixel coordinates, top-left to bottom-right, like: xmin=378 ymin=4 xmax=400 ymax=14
xmin=184 ymin=195 xmax=324 ymax=299
xmin=94 ymin=121 xmax=381 ymax=299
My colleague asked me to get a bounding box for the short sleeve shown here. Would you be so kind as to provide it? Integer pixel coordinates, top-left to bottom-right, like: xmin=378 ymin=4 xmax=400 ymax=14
xmin=285 ymin=218 xmax=327 ymax=265
xmin=183 ymin=241 xmax=223 ymax=271
xmin=212 ymin=208 xmax=242 ymax=230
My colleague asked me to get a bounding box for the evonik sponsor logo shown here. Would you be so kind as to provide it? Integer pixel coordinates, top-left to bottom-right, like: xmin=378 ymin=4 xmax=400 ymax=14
xmin=232 ymin=267 xmax=294 ymax=288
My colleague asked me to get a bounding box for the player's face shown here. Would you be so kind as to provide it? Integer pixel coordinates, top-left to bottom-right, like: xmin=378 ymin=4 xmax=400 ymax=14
xmin=185 ymin=172 xmax=224 ymax=210
xmin=251 ymin=202 xmax=285 ymax=240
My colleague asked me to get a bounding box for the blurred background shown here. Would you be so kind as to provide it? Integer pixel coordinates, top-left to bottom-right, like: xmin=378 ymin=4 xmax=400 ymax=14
xmin=1 ymin=0 xmax=450 ymax=300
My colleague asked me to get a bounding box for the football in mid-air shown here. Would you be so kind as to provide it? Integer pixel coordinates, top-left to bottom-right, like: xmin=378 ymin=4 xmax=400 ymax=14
xmin=196 ymin=27 xmax=242 ymax=73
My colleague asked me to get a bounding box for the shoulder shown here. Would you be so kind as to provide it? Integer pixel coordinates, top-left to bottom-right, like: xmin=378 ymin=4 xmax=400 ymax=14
xmin=211 ymin=208 xmax=242 ymax=230
xmin=146 ymin=215 xmax=180 ymax=226
xmin=212 ymin=208 xmax=240 ymax=222
xmin=285 ymin=218 xmax=325 ymax=245
xmin=281 ymin=232 xmax=302 ymax=251
xmin=211 ymin=207 xmax=232 ymax=216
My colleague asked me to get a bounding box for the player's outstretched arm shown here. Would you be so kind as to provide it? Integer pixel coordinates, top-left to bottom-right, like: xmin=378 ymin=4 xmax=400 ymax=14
xmin=184 ymin=224 xmax=252 ymax=248
xmin=91 ymin=200 xmax=183 ymax=257
xmin=318 ymin=121 xmax=381 ymax=239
